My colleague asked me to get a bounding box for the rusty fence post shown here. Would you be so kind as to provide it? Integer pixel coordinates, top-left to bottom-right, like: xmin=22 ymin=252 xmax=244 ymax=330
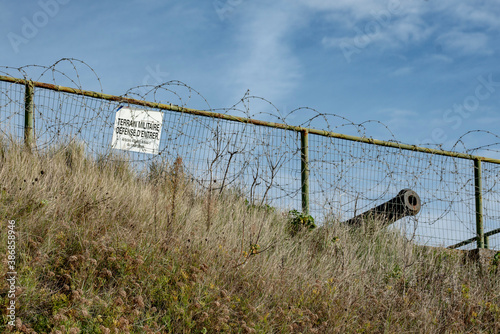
xmin=474 ymin=158 xmax=485 ymax=249
xmin=24 ymin=81 xmax=34 ymax=150
xmin=301 ymin=130 xmax=310 ymax=215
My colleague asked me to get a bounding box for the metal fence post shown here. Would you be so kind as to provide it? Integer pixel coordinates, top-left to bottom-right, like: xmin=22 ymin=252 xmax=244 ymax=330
xmin=301 ymin=129 xmax=310 ymax=215
xmin=24 ymin=81 xmax=34 ymax=150
xmin=474 ymin=158 xmax=485 ymax=249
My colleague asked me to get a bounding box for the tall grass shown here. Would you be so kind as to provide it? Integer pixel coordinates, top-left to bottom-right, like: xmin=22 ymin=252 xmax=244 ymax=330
xmin=0 ymin=140 xmax=499 ymax=333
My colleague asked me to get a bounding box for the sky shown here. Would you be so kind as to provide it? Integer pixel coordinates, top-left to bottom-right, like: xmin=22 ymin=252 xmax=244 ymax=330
xmin=1 ymin=0 xmax=500 ymax=155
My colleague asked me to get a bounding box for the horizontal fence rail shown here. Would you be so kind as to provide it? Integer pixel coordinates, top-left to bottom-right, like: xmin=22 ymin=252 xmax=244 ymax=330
xmin=1 ymin=74 xmax=499 ymax=250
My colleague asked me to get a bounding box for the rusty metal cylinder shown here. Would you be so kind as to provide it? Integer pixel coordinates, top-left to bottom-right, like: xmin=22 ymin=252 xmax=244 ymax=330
xmin=343 ymin=189 xmax=421 ymax=228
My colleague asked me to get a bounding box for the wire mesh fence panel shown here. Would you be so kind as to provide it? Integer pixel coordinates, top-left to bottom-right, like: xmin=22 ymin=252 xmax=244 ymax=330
xmin=1 ymin=74 xmax=499 ymax=250
xmin=308 ymin=134 xmax=477 ymax=248
xmin=0 ymin=80 xmax=25 ymax=140
xmin=482 ymin=161 xmax=500 ymax=250
xmin=33 ymin=88 xmax=114 ymax=153
xmin=147 ymin=105 xmax=302 ymax=210
xmin=30 ymin=84 xmax=305 ymax=210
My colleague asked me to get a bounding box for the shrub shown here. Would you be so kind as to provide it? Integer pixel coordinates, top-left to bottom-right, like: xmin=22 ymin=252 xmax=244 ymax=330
xmin=287 ymin=209 xmax=316 ymax=236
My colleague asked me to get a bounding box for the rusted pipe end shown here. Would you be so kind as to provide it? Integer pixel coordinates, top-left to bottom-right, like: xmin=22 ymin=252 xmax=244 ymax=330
xmin=398 ymin=188 xmax=421 ymax=216
xmin=343 ymin=188 xmax=422 ymax=228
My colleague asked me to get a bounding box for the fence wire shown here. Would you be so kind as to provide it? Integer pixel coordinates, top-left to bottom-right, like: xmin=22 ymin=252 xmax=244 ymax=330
xmin=0 ymin=59 xmax=499 ymax=250
xmin=0 ymin=80 xmax=24 ymax=140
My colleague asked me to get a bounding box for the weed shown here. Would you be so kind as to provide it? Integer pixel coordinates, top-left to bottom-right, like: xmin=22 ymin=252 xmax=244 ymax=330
xmin=288 ymin=209 xmax=316 ymax=236
xmin=0 ymin=140 xmax=499 ymax=333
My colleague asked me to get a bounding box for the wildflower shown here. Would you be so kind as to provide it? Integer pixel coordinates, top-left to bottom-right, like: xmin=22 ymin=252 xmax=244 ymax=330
xmin=99 ymin=326 xmax=111 ymax=334
xmin=71 ymin=290 xmax=81 ymax=301
xmin=199 ymin=312 xmax=209 ymax=322
xmin=134 ymin=256 xmax=144 ymax=266
xmin=134 ymin=295 xmax=145 ymax=309
xmin=81 ymin=308 xmax=91 ymax=318
xmin=249 ymin=244 xmax=260 ymax=255
xmin=118 ymin=317 xmax=129 ymax=328
xmin=102 ymin=268 xmax=113 ymax=278
xmin=242 ymin=324 xmax=255 ymax=333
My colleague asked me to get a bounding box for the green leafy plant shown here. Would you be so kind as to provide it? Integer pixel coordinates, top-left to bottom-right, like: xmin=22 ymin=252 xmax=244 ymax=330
xmin=288 ymin=210 xmax=316 ymax=236
xmin=490 ymin=252 xmax=500 ymax=275
xmin=244 ymin=199 xmax=276 ymax=213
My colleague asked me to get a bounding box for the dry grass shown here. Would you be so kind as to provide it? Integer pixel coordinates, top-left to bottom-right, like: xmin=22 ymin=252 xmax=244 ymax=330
xmin=0 ymin=139 xmax=499 ymax=333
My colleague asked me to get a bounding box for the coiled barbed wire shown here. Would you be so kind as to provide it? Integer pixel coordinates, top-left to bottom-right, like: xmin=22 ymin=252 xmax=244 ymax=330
xmin=0 ymin=59 xmax=499 ymax=250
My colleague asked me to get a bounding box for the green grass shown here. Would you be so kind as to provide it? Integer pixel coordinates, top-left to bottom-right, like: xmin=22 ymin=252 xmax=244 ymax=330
xmin=0 ymin=140 xmax=499 ymax=333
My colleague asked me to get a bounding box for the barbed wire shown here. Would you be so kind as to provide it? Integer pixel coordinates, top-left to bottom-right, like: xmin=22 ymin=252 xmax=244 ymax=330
xmin=0 ymin=59 xmax=499 ymax=250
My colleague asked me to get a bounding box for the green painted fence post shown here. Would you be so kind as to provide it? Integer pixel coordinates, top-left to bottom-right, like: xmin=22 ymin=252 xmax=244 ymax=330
xmin=301 ymin=130 xmax=310 ymax=215
xmin=474 ymin=158 xmax=485 ymax=249
xmin=24 ymin=81 xmax=34 ymax=150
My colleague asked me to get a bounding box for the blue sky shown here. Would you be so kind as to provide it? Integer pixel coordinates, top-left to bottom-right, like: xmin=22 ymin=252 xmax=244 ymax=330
xmin=2 ymin=0 xmax=500 ymax=154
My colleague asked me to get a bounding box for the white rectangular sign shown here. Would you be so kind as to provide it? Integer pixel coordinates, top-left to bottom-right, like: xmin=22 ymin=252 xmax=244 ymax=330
xmin=111 ymin=107 xmax=164 ymax=155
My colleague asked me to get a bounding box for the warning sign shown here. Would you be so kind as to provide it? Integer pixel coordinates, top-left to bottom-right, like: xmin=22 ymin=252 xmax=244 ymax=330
xmin=111 ymin=107 xmax=164 ymax=154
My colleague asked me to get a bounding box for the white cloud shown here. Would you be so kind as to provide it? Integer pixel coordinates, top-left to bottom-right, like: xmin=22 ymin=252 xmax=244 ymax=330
xmin=391 ymin=66 xmax=413 ymax=76
xmin=297 ymin=0 xmax=401 ymax=19
xmin=437 ymin=31 xmax=493 ymax=56
xmin=370 ymin=108 xmax=423 ymax=138
xmin=454 ymin=3 xmax=500 ymax=30
xmin=214 ymin=0 xmax=499 ymax=108
xmin=225 ymin=5 xmax=303 ymax=103
xmin=305 ymin=0 xmax=499 ymax=58
xmin=474 ymin=110 xmax=500 ymax=125
xmin=427 ymin=54 xmax=454 ymax=63
xmin=390 ymin=16 xmax=433 ymax=44
xmin=321 ymin=13 xmax=433 ymax=61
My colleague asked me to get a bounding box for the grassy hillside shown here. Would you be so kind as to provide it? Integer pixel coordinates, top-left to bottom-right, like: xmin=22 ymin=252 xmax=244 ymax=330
xmin=0 ymin=140 xmax=499 ymax=333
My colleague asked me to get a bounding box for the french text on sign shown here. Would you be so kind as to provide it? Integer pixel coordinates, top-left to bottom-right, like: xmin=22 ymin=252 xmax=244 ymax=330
xmin=111 ymin=107 xmax=164 ymax=155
